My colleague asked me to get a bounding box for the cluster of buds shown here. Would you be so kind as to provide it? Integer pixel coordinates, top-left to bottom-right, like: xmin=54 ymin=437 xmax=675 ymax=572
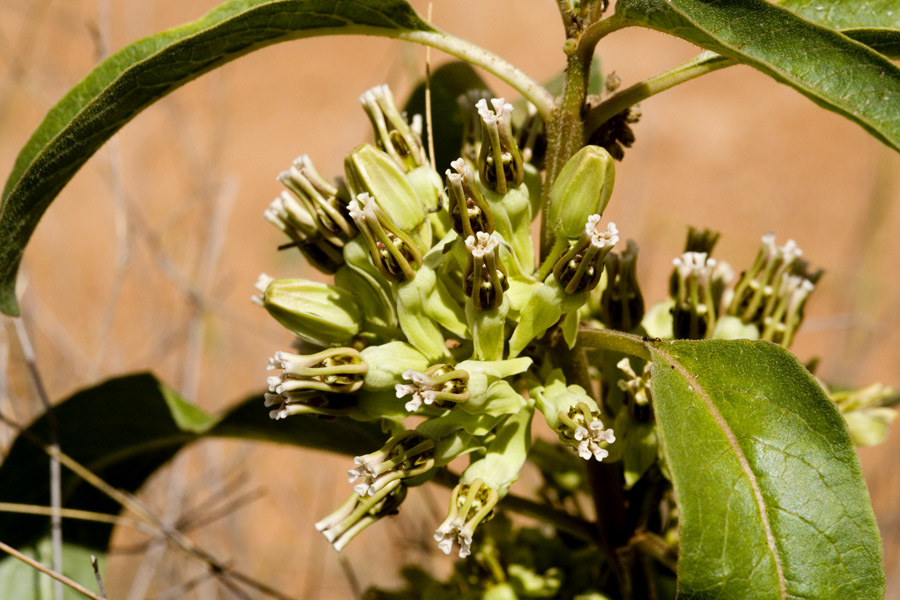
xmin=725 ymin=233 xmax=821 ymax=347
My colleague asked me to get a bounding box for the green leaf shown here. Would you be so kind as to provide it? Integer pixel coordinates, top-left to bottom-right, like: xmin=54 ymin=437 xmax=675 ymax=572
xmin=615 ymin=0 xmax=900 ymax=152
xmin=649 ymin=340 xmax=884 ymax=598
xmin=779 ymin=0 xmax=900 ymax=58
xmin=0 ymin=0 xmax=436 ymax=318
xmin=0 ymin=372 xmax=386 ymax=595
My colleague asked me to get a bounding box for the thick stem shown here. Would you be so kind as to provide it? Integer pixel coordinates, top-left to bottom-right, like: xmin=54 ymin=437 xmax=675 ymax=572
xmin=584 ymin=51 xmax=735 ymax=141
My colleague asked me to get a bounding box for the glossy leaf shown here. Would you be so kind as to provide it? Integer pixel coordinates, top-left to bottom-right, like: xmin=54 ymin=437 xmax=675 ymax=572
xmin=779 ymin=0 xmax=900 ymax=58
xmin=0 ymin=373 xmax=386 ymax=596
xmin=615 ymin=0 xmax=900 ymax=153
xmin=650 ymin=340 xmax=884 ymax=598
xmin=0 ymin=0 xmax=437 ymax=317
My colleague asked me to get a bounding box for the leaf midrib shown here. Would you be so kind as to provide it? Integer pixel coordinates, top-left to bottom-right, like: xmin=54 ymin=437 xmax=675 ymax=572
xmin=652 ymin=345 xmax=787 ymax=598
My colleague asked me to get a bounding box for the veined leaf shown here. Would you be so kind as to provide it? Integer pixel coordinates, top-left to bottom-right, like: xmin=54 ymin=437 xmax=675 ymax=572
xmin=615 ymin=0 xmax=900 ymax=152
xmin=650 ymin=340 xmax=884 ymax=598
xmin=779 ymin=0 xmax=900 ymax=58
xmin=0 ymin=372 xmax=386 ymax=597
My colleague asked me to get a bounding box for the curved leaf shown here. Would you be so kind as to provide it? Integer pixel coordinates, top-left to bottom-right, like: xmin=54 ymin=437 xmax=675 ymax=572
xmin=0 ymin=0 xmax=436 ymax=317
xmin=779 ymin=0 xmax=900 ymax=58
xmin=615 ymin=0 xmax=900 ymax=153
xmin=649 ymin=340 xmax=884 ymax=598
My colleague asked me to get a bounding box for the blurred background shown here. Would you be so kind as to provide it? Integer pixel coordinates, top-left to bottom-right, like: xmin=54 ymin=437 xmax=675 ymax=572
xmin=1 ymin=0 xmax=898 ymax=597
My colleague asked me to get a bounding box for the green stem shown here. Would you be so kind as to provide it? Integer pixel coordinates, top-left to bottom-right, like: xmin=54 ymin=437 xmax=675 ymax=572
xmin=403 ymin=31 xmax=554 ymax=120
xmin=577 ymin=15 xmax=628 ymax=60
xmin=577 ymin=326 xmax=651 ymax=360
xmin=584 ymin=51 xmax=735 ymax=141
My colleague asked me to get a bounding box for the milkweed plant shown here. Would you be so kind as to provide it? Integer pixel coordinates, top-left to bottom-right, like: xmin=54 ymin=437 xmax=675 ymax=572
xmin=2 ymin=0 xmax=900 ymax=598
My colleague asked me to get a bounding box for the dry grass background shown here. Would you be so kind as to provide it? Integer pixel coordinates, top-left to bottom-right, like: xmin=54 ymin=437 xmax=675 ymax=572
xmin=1 ymin=0 xmax=899 ymax=597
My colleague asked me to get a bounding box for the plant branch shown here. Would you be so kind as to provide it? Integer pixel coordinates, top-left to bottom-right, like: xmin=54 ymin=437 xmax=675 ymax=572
xmin=584 ymin=51 xmax=735 ymax=141
xmin=577 ymin=326 xmax=651 ymax=359
xmin=577 ymin=15 xmax=628 ymax=61
xmin=0 ymin=540 xmax=106 ymax=600
xmin=402 ymin=31 xmax=554 ymax=120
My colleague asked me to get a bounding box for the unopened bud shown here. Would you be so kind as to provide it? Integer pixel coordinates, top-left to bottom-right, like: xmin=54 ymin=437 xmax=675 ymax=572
xmin=252 ymin=275 xmax=361 ymax=347
xmin=548 ymin=145 xmax=616 ymax=240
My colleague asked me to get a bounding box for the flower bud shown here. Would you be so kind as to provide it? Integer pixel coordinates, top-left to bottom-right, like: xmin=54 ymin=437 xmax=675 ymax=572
xmin=464 ymin=232 xmax=508 ymax=310
xmin=263 ymin=191 xmax=344 ymax=274
xmin=476 ymin=98 xmax=524 ymax=194
xmin=598 ymin=239 xmax=644 ymax=331
xmin=359 ymin=84 xmax=427 ymax=171
xmin=344 ymin=144 xmax=429 ymax=245
xmin=395 ymin=364 xmax=470 ymax=412
xmin=359 ymin=342 xmax=430 ymax=391
xmin=348 ymin=193 xmax=422 ymax=283
xmin=533 ymin=370 xmax=615 ymax=461
xmin=670 ymin=252 xmax=719 ymax=339
xmin=548 ymin=145 xmax=615 ymax=240
xmin=587 ymin=107 xmax=641 ymax=160
xmin=252 ymin=275 xmax=361 ymax=347
xmin=446 ymin=158 xmax=494 ymax=238
xmin=277 ymin=155 xmax=355 ymax=244
xmin=316 ymin=480 xmax=407 ymax=552
xmin=348 ymin=430 xmax=435 ymax=497
xmin=552 ymin=216 xmax=618 ymax=295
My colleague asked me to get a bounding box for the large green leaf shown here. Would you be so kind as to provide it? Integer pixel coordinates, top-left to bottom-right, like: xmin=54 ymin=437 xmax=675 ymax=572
xmin=779 ymin=0 xmax=900 ymax=58
xmin=0 ymin=0 xmax=437 ymax=318
xmin=615 ymin=0 xmax=900 ymax=152
xmin=0 ymin=373 xmax=386 ymax=598
xmin=649 ymin=340 xmax=884 ymax=598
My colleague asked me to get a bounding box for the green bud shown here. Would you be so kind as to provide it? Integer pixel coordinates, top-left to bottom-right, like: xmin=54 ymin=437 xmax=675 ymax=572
xmin=395 ymin=363 xmax=470 ymax=412
xmin=349 ymin=193 xmax=422 ymax=283
xmin=315 ymin=479 xmax=407 ymax=552
xmin=446 ymin=158 xmax=494 ymax=238
xmin=359 ymin=342 xmax=429 ymax=391
xmin=344 ymin=144 xmax=429 ymax=246
xmin=253 ymin=275 xmax=361 ymax=347
xmin=359 ymin=84 xmax=426 ymax=171
xmin=476 ymin=98 xmax=525 ymax=194
xmin=553 ymin=216 xmax=619 ymax=295
xmin=548 ymin=145 xmax=615 ymax=241
xmin=464 ymin=232 xmax=508 ymax=310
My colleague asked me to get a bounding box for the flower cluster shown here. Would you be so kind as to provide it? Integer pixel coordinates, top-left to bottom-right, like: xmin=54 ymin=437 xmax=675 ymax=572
xmin=254 ymin=83 xmax=842 ymax=561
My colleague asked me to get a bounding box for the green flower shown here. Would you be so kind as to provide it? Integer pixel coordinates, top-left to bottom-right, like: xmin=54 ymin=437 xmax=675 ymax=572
xmin=395 ymin=364 xmax=470 ymax=412
xmin=348 ymin=193 xmax=423 ymax=283
xmin=359 ymin=84 xmax=426 ymax=171
xmin=434 ymin=478 xmax=499 ymax=558
xmin=349 ymin=431 xmax=436 ymax=497
xmin=446 ymin=158 xmax=494 ymax=239
xmin=315 ymin=480 xmax=407 ymax=551
xmin=464 ymin=232 xmax=508 ymax=311
xmin=476 ymin=98 xmax=524 ymax=194
xmin=553 ymin=216 xmax=618 ymax=295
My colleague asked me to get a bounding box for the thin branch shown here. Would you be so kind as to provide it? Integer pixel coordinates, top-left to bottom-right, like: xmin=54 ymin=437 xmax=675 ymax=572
xmin=400 ymin=30 xmax=554 ymax=120
xmin=0 ymin=502 xmax=146 ymax=530
xmin=13 ymin=317 xmax=63 ymax=600
xmin=576 ymin=14 xmax=628 ymax=59
xmin=0 ymin=540 xmax=106 ymax=600
xmin=584 ymin=51 xmax=735 ymax=140
xmin=90 ymin=555 xmax=107 ymax=599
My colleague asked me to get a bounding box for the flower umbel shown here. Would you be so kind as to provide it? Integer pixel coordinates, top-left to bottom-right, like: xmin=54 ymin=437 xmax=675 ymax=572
xmin=434 ymin=478 xmax=499 ymax=558
xmin=395 ymin=364 xmax=470 ymax=412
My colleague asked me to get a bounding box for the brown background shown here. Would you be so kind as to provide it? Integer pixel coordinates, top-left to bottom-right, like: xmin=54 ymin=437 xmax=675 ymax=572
xmin=1 ymin=0 xmax=899 ymax=597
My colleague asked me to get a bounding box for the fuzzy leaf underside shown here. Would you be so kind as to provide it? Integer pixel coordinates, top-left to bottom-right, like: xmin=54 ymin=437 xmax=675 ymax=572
xmin=0 ymin=373 xmax=385 ymax=598
xmin=615 ymin=0 xmax=900 ymax=154
xmin=649 ymin=340 xmax=884 ymax=599
xmin=0 ymin=0 xmax=435 ymax=317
